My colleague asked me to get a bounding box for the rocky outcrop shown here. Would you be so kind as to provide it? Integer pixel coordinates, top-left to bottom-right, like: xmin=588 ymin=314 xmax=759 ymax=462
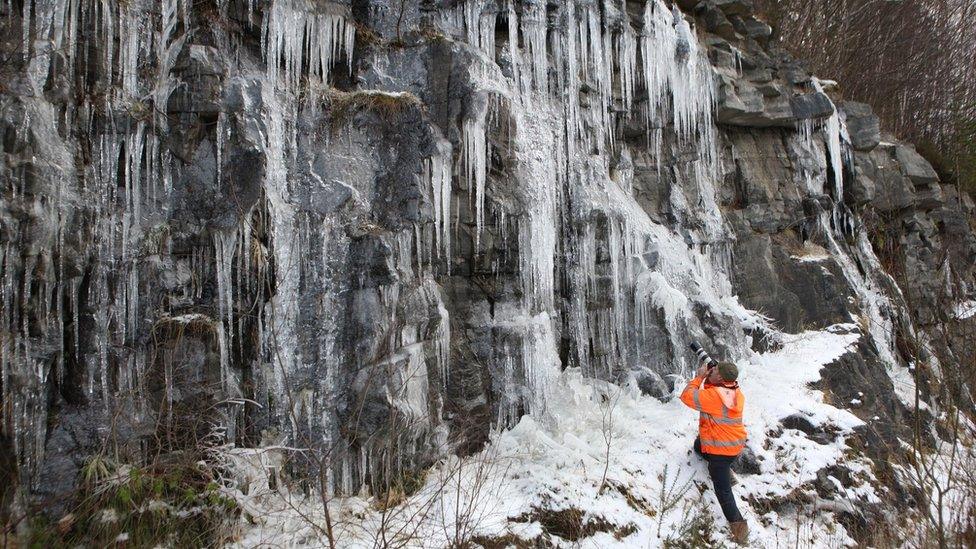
xmin=1 ymin=1 xmax=973 ymax=542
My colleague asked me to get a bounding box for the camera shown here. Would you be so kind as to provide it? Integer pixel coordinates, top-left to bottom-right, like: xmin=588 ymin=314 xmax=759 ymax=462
xmin=689 ymin=341 xmax=717 ymax=368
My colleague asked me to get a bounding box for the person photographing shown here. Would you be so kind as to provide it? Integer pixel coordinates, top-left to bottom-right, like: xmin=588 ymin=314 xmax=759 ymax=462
xmin=680 ymin=342 xmax=749 ymax=545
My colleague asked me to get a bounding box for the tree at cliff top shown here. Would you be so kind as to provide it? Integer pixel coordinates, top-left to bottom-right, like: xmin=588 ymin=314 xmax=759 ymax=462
xmin=755 ymin=0 xmax=976 ymax=196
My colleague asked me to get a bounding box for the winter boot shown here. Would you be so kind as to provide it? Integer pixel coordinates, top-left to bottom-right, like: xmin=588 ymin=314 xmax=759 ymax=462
xmin=729 ymin=521 xmax=749 ymax=545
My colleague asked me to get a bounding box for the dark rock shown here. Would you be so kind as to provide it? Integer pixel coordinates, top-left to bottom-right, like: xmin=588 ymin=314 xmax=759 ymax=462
xmin=717 ymin=84 xmax=834 ymax=128
xmin=731 ymin=226 xmax=853 ymax=333
xmin=895 ymin=144 xmax=940 ymax=186
xmin=635 ymin=368 xmax=669 ymax=398
xmin=840 ymin=101 xmax=881 ymax=151
xmin=814 ymin=339 xmax=923 ymax=510
xmin=756 ymin=82 xmax=782 ymax=97
xmin=846 ymin=169 xmax=876 ymax=207
xmin=781 ymin=414 xmax=837 ymax=445
xmin=709 ymin=48 xmax=738 ymax=70
xmin=855 ymin=147 xmax=915 ymax=212
xmin=169 ymin=45 xmax=226 ymax=115
xmin=790 ymin=92 xmax=835 ymax=121
xmin=746 ymin=69 xmax=774 ymax=84
xmin=731 ymin=15 xmax=772 ymax=40
xmin=0 ymin=434 xmax=14 ymax=525
xmin=781 ymin=413 xmax=818 ymax=435
xmin=778 ymin=62 xmax=811 ymax=85
xmin=914 ymin=184 xmax=945 ymax=211
xmin=697 ymin=2 xmax=737 ymax=39
xmin=705 ymin=37 xmax=734 ymax=51
xmin=714 ymin=0 xmax=754 ymax=16
xmin=35 ymin=405 xmax=142 ymax=517
xmin=716 ymin=78 xmax=766 ymax=125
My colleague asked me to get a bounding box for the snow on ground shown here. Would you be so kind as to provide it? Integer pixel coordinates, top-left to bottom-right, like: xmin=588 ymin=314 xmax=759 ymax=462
xmin=227 ymin=326 xmax=878 ymax=548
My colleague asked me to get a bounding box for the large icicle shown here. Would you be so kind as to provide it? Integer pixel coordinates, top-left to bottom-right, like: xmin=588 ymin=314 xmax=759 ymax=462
xmin=812 ymin=79 xmax=852 ymax=233
xmin=463 ymin=94 xmax=491 ymax=249
xmin=520 ymin=1 xmax=549 ymax=95
xmin=638 ymin=1 xmax=717 ymax=160
xmin=616 ymin=22 xmax=638 ymax=114
xmin=427 ymin=140 xmax=454 ymax=265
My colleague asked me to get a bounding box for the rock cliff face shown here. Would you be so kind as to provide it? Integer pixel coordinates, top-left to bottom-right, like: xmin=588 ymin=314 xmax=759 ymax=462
xmin=1 ymin=0 xmax=974 ymax=533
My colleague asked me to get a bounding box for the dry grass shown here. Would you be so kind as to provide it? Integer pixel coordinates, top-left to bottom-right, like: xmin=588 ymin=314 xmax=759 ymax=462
xmin=152 ymin=314 xmax=220 ymax=341
xmin=325 ymin=89 xmax=423 ymax=132
xmin=510 ymin=506 xmax=637 ymax=542
xmin=21 ymin=453 xmax=239 ymax=548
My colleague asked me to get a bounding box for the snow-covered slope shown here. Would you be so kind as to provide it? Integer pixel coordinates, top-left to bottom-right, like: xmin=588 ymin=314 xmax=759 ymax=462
xmin=226 ymin=324 xmax=883 ymax=547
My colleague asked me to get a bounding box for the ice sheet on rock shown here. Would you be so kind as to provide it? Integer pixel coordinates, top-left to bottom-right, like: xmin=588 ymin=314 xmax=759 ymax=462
xmin=824 ymin=227 xmax=918 ymax=407
xmin=489 ymin=312 xmax=562 ymax=421
xmin=260 ymin=83 xmax=300 ymax=420
xmin=378 ymin=338 xmax=432 ymax=430
xmin=512 ymin=99 xmax=561 ymax=313
xmin=635 ymin=271 xmax=689 ymax=335
xmin=214 ymin=230 xmax=238 ymax=395
xmin=792 ymin=82 xmax=916 ymax=407
xmin=577 ymin=158 xmax=744 ymax=375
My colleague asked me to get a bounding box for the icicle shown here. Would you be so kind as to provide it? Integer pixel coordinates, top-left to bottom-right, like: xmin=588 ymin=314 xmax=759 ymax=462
xmin=562 ymin=0 xmax=581 ymax=143
xmin=462 ymin=104 xmax=489 ymax=250
xmin=216 ymin=113 xmax=226 ymax=190
xmin=69 ymin=277 xmax=80 ymax=360
xmin=639 ymin=1 xmax=716 ymax=159
xmin=435 ymin=296 xmax=451 ymax=388
xmin=463 ymin=0 xmax=496 ymax=60
xmin=21 ymin=0 xmax=31 ymax=62
xmin=824 ymin=114 xmax=844 ymax=199
xmin=616 ymin=23 xmax=638 ymax=114
xmin=427 ymin=141 xmax=453 ymax=266
xmin=506 ymin=1 xmax=521 ymax=98
xmin=263 ymin=0 xmax=356 ymax=90
xmin=520 ymin=1 xmax=549 ymax=94
xmin=813 ymin=79 xmax=851 ymax=230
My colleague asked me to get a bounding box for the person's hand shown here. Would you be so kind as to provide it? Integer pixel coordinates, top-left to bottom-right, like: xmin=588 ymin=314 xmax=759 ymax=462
xmin=696 ymin=364 xmax=709 ymax=378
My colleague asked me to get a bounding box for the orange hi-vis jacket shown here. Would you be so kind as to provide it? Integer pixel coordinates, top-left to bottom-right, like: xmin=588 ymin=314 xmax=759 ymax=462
xmin=679 ymin=375 xmax=747 ymax=456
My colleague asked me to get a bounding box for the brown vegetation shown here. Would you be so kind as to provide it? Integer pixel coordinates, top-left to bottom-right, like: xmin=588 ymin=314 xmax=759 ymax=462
xmin=511 ymin=506 xmax=637 ymax=542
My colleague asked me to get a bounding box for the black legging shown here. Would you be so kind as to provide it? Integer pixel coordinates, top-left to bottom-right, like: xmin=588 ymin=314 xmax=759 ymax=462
xmin=694 ymin=438 xmax=744 ymax=523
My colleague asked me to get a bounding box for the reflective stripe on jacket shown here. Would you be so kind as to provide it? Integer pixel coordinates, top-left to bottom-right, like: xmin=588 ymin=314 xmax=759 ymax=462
xmin=679 ymin=375 xmax=746 ymax=456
